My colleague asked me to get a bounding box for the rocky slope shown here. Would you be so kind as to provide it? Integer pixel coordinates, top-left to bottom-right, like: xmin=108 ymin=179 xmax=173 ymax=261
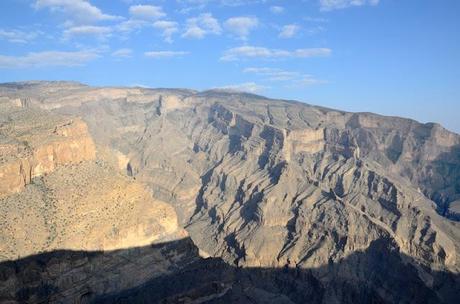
xmin=0 ymin=81 xmax=459 ymax=303
xmin=0 ymin=103 xmax=191 ymax=303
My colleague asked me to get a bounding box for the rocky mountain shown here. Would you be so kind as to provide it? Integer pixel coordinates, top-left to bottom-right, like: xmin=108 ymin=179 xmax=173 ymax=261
xmin=0 ymin=81 xmax=459 ymax=303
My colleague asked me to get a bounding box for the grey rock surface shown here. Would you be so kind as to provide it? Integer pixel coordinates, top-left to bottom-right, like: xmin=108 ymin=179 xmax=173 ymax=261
xmin=1 ymin=81 xmax=459 ymax=303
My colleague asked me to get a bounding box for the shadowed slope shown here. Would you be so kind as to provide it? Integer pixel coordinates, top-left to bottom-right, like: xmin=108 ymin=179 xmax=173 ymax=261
xmin=0 ymin=237 xmax=459 ymax=304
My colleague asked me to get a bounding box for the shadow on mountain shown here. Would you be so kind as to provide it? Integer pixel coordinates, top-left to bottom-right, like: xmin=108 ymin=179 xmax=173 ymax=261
xmin=0 ymin=237 xmax=459 ymax=304
xmin=427 ymin=143 xmax=460 ymax=221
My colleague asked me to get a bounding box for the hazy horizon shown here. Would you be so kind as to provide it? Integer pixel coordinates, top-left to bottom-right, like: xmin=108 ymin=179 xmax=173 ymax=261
xmin=0 ymin=0 xmax=459 ymax=132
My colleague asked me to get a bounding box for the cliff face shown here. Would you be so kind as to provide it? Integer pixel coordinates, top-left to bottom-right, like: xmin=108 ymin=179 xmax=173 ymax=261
xmin=0 ymin=105 xmax=96 ymax=197
xmin=1 ymin=82 xmax=460 ymax=303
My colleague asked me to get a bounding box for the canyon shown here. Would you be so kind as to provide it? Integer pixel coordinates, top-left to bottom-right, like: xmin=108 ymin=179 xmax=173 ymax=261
xmin=0 ymin=81 xmax=459 ymax=303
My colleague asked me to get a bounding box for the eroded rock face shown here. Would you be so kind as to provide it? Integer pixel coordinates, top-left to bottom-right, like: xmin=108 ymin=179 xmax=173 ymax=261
xmin=285 ymin=128 xmax=325 ymax=158
xmin=0 ymin=105 xmax=96 ymax=197
xmin=1 ymin=82 xmax=460 ymax=303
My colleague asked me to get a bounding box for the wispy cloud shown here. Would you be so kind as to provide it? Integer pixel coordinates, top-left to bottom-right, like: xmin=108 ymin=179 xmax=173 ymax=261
xmin=279 ymin=24 xmax=300 ymax=39
xmin=244 ymin=67 xmax=298 ymax=81
xmin=63 ymin=25 xmax=112 ymax=40
xmin=319 ymin=0 xmax=380 ymax=11
xmin=144 ymin=51 xmax=189 ymax=58
xmin=0 ymin=28 xmax=42 ymax=43
xmin=112 ymin=48 xmax=132 ymax=58
xmin=114 ymin=5 xmax=166 ymax=36
xmin=224 ymin=16 xmax=258 ymax=40
xmin=153 ymin=20 xmax=179 ymax=43
xmin=304 ymin=16 xmax=329 ymax=23
xmin=116 ymin=19 xmax=150 ymax=33
xmin=177 ymin=0 xmax=267 ymax=10
xmin=270 ymin=6 xmax=284 ymax=14
xmin=0 ymin=50 xmax=100 ymax=68
xmin=305 ymin=25 xmax=326 ymax=35
xmin=215 ymin=82 xmax=267 ymax=93
xmin=221 ymin=46 xmax=332 ymax=61
xmin=182 ymin=13 xmax=221 ymax=39
xmin=34 ymin=0 xmax=121 ymax=24
xmin=244 ymin=67 xmax=326 ymax=86
xmin=129 ymin=5 xmax=166 ymax=20
xmin=220 ymin=0 xmax=266 ymax=6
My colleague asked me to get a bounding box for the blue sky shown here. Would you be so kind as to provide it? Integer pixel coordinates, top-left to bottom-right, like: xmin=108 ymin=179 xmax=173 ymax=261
xmin=0 ymin=0 xmax=459 ymax=133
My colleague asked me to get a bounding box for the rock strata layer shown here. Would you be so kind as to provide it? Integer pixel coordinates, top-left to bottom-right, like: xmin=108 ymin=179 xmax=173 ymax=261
xmin=0 ymin=105 xmax=96 ymax=197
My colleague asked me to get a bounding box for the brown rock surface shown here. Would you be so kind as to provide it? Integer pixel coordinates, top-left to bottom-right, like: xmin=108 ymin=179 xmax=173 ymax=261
xmin=1 ymin=82 xmax=460 ymax=303
xmin=0 ymin=105 xmax=96 ymax=197
xmin=0 ymin=160 xmax=185 ymax=261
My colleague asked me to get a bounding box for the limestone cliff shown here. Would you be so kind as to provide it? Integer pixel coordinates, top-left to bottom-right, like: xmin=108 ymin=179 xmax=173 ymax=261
xmin=0 ymin=105 xmax=96 ymax=197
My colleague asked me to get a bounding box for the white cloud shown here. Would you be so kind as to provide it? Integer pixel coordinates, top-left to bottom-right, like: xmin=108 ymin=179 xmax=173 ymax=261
xmin=279 ymin=24 xmax=300 ymax=39
xmin=177 ymin=0 xmax=265 ymax=8
xmin=34 ymin=0 xmax=121 ymax=24
xmin=224 ymin=16 xmax=258 ymax=40
xmin=144 ymin=51 xmax=189 ymax=58
xmin=0 ymin=29 xmax=42 ymax=43
xmin=153 ymin=20 xmax=179 ymax=43
xmin=63 ymin=25 xmax=112 ymax=39
xmin=176 ymin=0 xmax=267 ymax=14
xmin=220 ymin=0 xmax=264 ymax=5
xmin=112 ymin=48 xmax=132 ymax=58
xmin=244 ymin=67 xmax=299 ymax=81
xmin=129 ymin=5 xmax=165 ymax=20
xmin=294 ymin=48 xmax=332 ymax=57
xmin=319 ymin=0 xmax=380 ymax=11
xmin=305 ymin=25 xmax=326 ymax=35
xmin=116 ymin=5 xmax=166 ymax=34
xmin=270 ymin=6 xmax=284 ymax=14
xmin=215 ymin=82 xmax=267 ymax=93
xmin=116 ymin=19 xmax=150 ymax=33
xmin=244 ymin=67 xmax=326 ymax=86
xmin=304 ymin=16 xmax=329 ymax=23
xmin=221 ymin=46 xmax=331 ymax=61
xmin=0 ymin=50 xmax=100 ymax=68
xmin=294 ymin=76 xmax=327 ymax=86
xmin=116 ymin=14 xmax=173 ymax=37
xmin=182 ymin=13 xmax=221 ymax=39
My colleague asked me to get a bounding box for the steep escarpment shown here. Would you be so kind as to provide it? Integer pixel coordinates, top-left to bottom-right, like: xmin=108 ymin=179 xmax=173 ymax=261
xmin=1 ymin=82 xmax=460 ymax=303
xmin=343 ymin=113 xmax=460 ymax=218
xmin=0 ymin=105 xmax=96 ymax=197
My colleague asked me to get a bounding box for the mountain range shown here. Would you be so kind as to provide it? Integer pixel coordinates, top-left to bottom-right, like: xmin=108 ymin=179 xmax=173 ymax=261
xmin=0 ymin=81 xmax=459 ymax=303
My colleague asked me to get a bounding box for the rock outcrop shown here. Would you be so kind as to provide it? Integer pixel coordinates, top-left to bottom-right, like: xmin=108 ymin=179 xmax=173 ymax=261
xmin=0 ymin=105 xmax=96 ymax=197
